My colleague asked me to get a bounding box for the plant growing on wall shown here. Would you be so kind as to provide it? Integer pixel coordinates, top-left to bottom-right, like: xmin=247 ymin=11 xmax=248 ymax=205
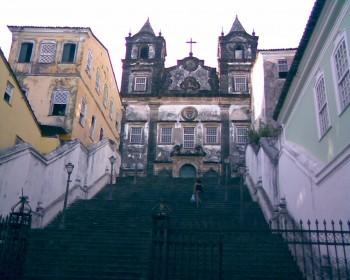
xmin=248 ymin=125 xmax=280 ymax=145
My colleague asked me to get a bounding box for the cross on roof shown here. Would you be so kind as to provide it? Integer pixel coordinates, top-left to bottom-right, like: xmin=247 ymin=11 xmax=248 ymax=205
xmin=186 ymin=38 xmax=197 ymax=57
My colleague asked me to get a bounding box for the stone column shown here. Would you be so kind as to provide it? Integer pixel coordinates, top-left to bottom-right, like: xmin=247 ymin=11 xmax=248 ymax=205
xmin=220 ymin=104 xmax=230 ymax=178
xmin=147 ymin=103 xmax=160 ymax=176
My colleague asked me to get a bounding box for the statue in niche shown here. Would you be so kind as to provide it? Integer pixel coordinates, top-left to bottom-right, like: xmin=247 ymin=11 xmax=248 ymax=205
xmin=131 ymin=46 xmax=138 ymax=59
xmin=149 ymin=45 xmax=155 ymax=58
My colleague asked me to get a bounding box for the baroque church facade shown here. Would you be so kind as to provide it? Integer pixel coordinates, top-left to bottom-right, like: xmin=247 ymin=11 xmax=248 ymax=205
xmin=120 ymin=17 xmax=258 ymax=178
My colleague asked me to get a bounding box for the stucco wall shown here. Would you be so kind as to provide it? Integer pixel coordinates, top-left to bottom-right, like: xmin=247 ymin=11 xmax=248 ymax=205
xmin=0 ymin=139 xmax=120 ymax=227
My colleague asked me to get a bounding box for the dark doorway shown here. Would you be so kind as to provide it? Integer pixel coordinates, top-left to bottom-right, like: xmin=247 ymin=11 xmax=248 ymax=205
xmin=179 ymin=164 xmax=196 ymax=178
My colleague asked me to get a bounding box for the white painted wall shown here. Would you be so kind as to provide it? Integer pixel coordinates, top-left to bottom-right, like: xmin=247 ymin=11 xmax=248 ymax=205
xmin=246 ymin=138 xmax=350 ymax=224
xmin=0 ymin=139 xmax=120 ymax=227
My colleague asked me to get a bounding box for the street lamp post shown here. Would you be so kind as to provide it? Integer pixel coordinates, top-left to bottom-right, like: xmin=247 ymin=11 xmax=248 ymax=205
xmin=109 ymin=155 xmax=116 ymax=184
xmin=60 ymin=162 xmax=74 ymax=229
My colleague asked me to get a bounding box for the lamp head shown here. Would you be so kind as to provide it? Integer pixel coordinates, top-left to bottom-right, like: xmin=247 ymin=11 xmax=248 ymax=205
xmin=65 ymin=162 xmax=74 ymax=175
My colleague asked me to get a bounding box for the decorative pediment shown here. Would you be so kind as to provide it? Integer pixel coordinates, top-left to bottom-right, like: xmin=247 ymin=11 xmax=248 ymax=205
xmin=180 ymin=77 xmax=200 ymax=91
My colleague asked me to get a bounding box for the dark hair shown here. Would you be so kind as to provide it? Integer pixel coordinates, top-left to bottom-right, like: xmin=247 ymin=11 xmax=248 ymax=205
xmin=196 ymin=178 xmax=201 ymax=183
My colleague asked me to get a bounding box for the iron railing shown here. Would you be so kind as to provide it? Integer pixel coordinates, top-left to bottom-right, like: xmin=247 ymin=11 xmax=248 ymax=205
xmin=0 ymin=193 xmax=32 ymax=280
xmin=270 ymin=219 xmax=350 ymax=280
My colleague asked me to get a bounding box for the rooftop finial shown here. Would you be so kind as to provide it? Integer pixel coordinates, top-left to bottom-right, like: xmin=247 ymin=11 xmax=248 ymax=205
xmin=230 ymin=15 xmax=246 ymax=33
xmin=252 ymin=29 xmax=255 ymax=36
xmin=128 ymin=29 xmax=132 ymax=37
xmin=159 ymin=30 xmax=162 ymax=36
xmin=221 ymin=26 xmax=224 ymax=36
xmin=138 ymin=18 xmax=155 ymax=35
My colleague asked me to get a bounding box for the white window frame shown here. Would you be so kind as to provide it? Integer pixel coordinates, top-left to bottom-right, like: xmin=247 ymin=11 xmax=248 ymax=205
xmin=159 ymin=127 xmax=173 ymax=144
xmin=79 ymin=98 xmax=87 ymax=126
xmin=51 ymin=89 xmax=69 ymax=116
xmin=39 ymin=41 xmax=56 ymax=64
xmin=86 ymin=49 xmax=93 ymax=75
xmin=130 ymin=127 xmax=143 ymax=144
xmin=133 ymin=77 xmax=147 ymax=92
xmin=183 ymin=127 xmax=195 ymax=149
xmin=233 ymin=75 xmax=248 ymax=93
xmin=103 ymin=84 xmax=109 ymax=107
xmin=4 ymin=81 xmax=14 ymax=104
xmin=205 ymin=126 xmax=219 ymax=144
xmin=331 ymin=32 xmax=350 ymax=114
xmin=314 ymin=73 xmax=331 ymax=139
xmin=235 ymin=126 xmax=249 ymax=145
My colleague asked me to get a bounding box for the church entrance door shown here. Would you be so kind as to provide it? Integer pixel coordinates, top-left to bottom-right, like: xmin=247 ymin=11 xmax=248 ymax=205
xmin=179 ymin=164 xmax=197 ymax=178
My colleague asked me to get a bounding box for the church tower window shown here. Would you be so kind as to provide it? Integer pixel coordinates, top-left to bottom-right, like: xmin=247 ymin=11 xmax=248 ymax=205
xmin=130 ymin=127 xmax=143 ymax=144
xmin=134 ymin=77 xmax=147 ymax=92
xmin=235 ymin=45 xmax=244 ymax=59
xmin=160 ymin=127 xmax=172 ymax=144
xmin=233 ymin=75 xmax=248 ymax=92
xmin=139 ymin=45 xmax=149 ymax=59
xmin=183 ymin=127 xmax=195 ymax=148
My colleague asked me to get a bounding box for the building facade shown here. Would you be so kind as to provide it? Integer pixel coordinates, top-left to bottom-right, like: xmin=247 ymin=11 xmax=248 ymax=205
xmin=7 ymin=26 xmax=122 ymax=147
xmin=0 ymin=48 xmax=59 ymax=154
xmin=120 ymin=18 xmax=258 ymax=178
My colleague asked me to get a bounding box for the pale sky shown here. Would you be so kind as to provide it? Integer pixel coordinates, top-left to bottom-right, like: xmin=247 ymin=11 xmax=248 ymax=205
xmin=0 ymin=0 xmax=315 ymax=86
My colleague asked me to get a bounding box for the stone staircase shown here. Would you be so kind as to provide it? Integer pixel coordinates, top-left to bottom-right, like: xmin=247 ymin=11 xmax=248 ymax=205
xmin=22 ymin=177 xmax=304 ymax=280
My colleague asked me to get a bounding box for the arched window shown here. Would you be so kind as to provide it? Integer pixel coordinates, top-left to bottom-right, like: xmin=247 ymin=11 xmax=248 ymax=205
xmin=139 ymin=45 xmax=149 ymax=59
xmin=235 ymin=45 xmax=244 ymax=59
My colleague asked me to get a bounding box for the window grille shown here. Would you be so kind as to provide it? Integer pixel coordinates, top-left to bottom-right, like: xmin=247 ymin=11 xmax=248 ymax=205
xmin=278 ymin=59 xmax=288 ymax=78
xmin=183 ymin=127 xmax=195 ymax=148
xmin=4 ymin=82 xmax=14 ymax=104
xmin=103 ymin=85 xmax=109 ymax=107
xmin=95 ymin=69 xmax=101 ymax=93
xmin=130 ymin=127 xmax=143 ymax=144
xmin=206 ymin=127 xmax=218 ymax=144
xmin=86 ymin=50 xmax=93 ymax=74
xmin=39 ymin=42 xmax=56 ymax=63
xmin=315 ymin=76 xmax=330 ymax=137
xmin=51 ymin=89 xmax=69 ymax=116
xmin=134 ymin=77 xmax=147 ymax=92
xmin=334 ymin=38 xmax=350 ymax=111
xmin=160 ymin=127 xmax=172 ymax=144
xmin=236 ymin=127 xmax=248 ymax=145
xmin=234 ymin=76 xmax=247 ymax=92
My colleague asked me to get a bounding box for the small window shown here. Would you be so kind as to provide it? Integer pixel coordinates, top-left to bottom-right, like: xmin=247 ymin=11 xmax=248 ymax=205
xmin=183 ymin=127 xmax=195 ymax=148
xmin=61 ymin=43 xmax=76 ymax=63
xmin=4 ymin=82 xmax=14 ymax=104
xmin=234 ymin=75 xmax=247 ymax=92
xmin=79 ymin=98 xmax=87 ymax=126
xmin=89 ymin=116 xmax=96 ymax=139
xmin=95 ymin=69 xmax=101 ymax=94
xmin=314 ymin=75 xmax=330 ymax=137
xmin=51 ymin=89 xmax=69 ymax=116
xmin=205 ymin=126 xmax=218 ymax=144
xmin=235 ymin=45 xmax=244 ymax=59
xmin=103 ymin=85 xmax=109 ymax=107
xmin=139 ymin=45 xmax=149 ymax=59
xmin=278 ymin=59 xmax=288 ymax=78
xmin=134 ymin=77 xmax=147 ymax=92
xmin=160 ymin=127 xmax=172 ymax=144
xmin=130 ymin=127 xmax=143 ymax=144
xmin=86 ymin=50 xmax=93 ymax=75
xmin=236 ymin=126 xmax=248 ymax=145
xmin=333 ymin=37 xmax=350 ymax=112
xmin=39 ymin=42 xmax=56 ymax=63
xmin=18 ymin=42 xmax=33 ymax=63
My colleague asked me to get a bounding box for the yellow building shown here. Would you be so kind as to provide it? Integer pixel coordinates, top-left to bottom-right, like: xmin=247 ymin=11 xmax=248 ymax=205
xmin=0 ymin=48 xmax=59 ymax=153
xmin=7 ymin=26 xmax=122 ymax=147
